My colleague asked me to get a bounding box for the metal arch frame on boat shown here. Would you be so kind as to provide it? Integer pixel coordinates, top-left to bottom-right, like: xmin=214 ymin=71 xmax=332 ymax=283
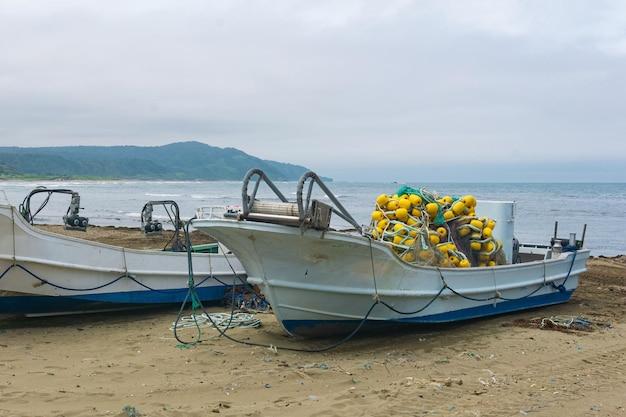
xmin=18 ymin=187 xmax=77 ymax=225
xmin=240 ymin=169 xmax=362 ymax=233
xmin=140 ymin=199 xmax=186 ymax=251
xmin=296 ymin=171 xmax=362 ymax=233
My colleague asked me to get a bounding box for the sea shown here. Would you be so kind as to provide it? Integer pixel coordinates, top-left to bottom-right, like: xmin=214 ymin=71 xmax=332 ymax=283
xmin=1 ymin=180 xmax=624 ymax=256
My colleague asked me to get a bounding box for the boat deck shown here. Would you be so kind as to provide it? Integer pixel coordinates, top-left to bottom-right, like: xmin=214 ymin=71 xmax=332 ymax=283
xmin=36 ymin=224 xmax=215 ymax=250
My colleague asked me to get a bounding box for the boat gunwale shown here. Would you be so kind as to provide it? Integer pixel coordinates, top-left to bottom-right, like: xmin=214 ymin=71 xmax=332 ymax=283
xmin=1 ymin=204 xmax=243 ymax=277
xmin=191 ymin=218 xmax=590 ymax=274
xmin=1 ymin=203 xmax=220 ymax=257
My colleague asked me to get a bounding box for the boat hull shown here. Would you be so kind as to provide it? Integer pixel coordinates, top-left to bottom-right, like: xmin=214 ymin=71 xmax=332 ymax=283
xmin=280 ymin=289 xmax=574 ymax=336
xmin=192 ymin=219 xmax=589 ymax=337
xmin=0 ymin=286 xmax=227 ymax=315
xmin=0 ymin=203 xmax=246 ymax=315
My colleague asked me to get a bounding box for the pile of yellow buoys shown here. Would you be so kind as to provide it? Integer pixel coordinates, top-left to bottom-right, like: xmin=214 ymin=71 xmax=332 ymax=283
xmin=368 ymin=186 xmax=505 ymax=268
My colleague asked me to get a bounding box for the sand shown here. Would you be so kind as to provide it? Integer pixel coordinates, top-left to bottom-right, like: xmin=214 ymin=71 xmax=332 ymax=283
xmin=1 ymin=253 xmax=624 ymax=416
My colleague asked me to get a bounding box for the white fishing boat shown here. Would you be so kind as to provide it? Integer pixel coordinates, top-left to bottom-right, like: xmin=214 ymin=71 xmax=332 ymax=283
xmin=192 ymin=169 xmax=590 ymax=337
xmin=0 ymin=191 xmax=245 ymax=315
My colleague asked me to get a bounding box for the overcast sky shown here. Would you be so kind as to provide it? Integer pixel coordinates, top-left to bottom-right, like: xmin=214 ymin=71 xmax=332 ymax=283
xmin=1 ymin=1 xmax=625 ymax=181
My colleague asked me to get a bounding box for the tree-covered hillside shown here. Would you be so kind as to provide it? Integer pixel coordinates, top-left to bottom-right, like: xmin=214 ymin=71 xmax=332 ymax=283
xmin=0 ymin=141 xmax=313 ymax=180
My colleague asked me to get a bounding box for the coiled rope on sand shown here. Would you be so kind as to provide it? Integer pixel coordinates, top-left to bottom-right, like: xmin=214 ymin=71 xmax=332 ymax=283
xmin=170 ymin=312 xmax=261 ymax=331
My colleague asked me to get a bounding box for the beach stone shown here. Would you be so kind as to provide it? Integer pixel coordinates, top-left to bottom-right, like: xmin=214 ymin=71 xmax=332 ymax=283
xmin=308 ymin=395 xmax=319 ymax=401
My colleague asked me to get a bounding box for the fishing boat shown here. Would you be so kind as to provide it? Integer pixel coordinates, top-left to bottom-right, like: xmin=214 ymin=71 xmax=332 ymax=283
xmin=0 ymin=191 xmax=245 ymax=315
xmin=192 ymin=169 xmax=590 ymax=337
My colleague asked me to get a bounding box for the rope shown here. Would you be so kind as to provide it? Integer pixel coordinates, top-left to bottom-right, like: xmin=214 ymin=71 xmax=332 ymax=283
xmin=8 ymin=264 xmax=127 ymax=291
xmin=551 ymin=250 xmax=578 ymax=292
xmin=368 ymin=239 xmax=444 ymax=315
xmin=539 ymin=314 xmax=596 ymax=330
xmin=172 ymin=220 xmax=381 ymax=352
xmin=170 ymin=312 xmax=261 ymax=331
xmin=378 ymin=285 xmax=446 ymax=315
xmin=491 ymin=267 xmax=499 ymax=302
xmin=364 ymin=246 xmax=579 ymax=313
xmin=10 ymin=207 xmax=16 ymax=266
xmin=0 ymin=261 xmax=223 ymax=293
xmin=0 ymin=265 xmax=13 ymax=281
xmin=367 ymin=237 xmax=379 ymax=301
xmin=540 ymin=315 xmax=575 ymax=329
xmin=121 ymin=247 xmax=128 ymax=278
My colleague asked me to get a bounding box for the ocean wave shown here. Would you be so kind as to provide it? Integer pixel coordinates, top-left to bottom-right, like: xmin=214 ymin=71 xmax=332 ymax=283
xmin=123 ymin=212 xmax=172 ymax=221
xmin=322 ymin=194 xmax=350 ymax=199
xmin=191 ymin=194 xmax=235 ymax=199
xmin=145 ymin=193 xmax=182 ymax=197
xmin=286 ymin=190 xmax=351 ymax=199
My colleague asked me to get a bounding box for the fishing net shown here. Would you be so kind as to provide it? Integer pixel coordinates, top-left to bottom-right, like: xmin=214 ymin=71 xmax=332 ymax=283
xmin=367 ymin=186 xmax=506 ymax=268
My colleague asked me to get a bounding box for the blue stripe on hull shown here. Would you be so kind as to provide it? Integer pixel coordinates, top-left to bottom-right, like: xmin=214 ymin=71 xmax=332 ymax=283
xmin=0 ymin=286 xmax=227 ymax=314
xmin=282 ymin=289 xmax=574 ymax=336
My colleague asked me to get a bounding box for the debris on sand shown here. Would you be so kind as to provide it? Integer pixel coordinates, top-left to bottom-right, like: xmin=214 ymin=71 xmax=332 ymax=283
xmin=122 ymin=405 xmax=140 ymax=417
xmin=506 ymin=315 xmax=612 ymax=333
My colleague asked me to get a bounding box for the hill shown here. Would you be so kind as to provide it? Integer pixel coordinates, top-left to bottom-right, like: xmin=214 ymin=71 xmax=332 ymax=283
xmin=0 ymin=141 xmax=314 ymax=181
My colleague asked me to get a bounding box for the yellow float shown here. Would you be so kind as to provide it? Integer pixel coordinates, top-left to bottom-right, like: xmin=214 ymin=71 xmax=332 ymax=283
xmin=368 ymin=187 xmax=504 ymax=268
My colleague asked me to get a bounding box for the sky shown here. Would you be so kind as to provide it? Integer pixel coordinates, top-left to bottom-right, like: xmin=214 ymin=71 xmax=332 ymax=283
xmin=1 ymin=0 xmax=625 ymax=182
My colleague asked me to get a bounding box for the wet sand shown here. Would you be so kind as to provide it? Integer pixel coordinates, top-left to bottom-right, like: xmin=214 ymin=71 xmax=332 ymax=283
xmin=0 ymin=246 xmax=624 ymax=416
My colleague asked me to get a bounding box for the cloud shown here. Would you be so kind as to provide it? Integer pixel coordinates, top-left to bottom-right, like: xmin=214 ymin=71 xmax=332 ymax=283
xmin=0 ymin=0 xmax=625 ymax=180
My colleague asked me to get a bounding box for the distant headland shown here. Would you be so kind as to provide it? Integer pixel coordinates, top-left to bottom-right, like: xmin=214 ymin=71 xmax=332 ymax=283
xmin=0 ymin=141 xmax=322 ymax=181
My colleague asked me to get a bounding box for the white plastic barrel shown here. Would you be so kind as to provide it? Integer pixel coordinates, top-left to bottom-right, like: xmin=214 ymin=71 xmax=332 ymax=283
xmin=476 ymin=200 xmax=515 ymax=264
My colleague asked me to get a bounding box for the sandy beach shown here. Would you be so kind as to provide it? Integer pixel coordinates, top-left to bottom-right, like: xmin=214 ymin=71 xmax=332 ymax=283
xmin=0 ymin=227 xmax=624 ymax=416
